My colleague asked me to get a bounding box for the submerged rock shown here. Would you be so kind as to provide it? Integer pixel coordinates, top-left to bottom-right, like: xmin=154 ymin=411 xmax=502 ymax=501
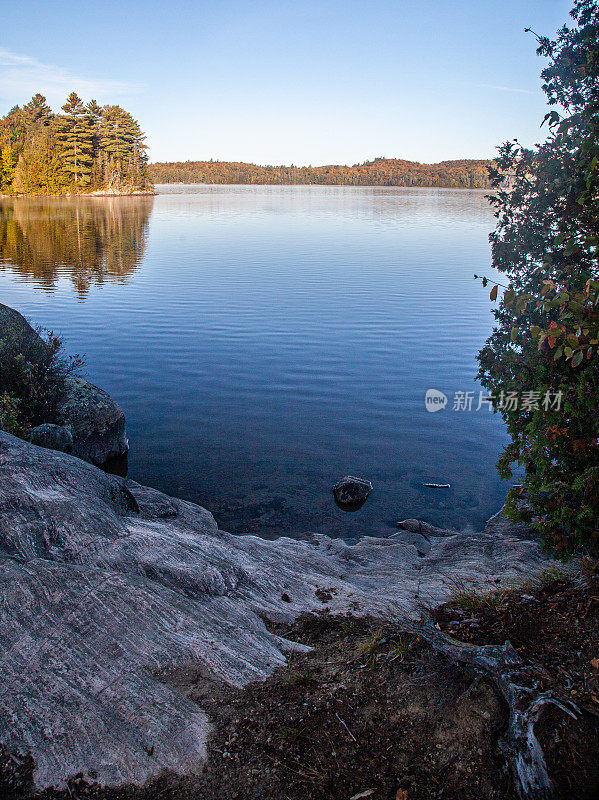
xmin=396 ymin=519 xmax=454 ymax=538
xmin=332 ymin=476 xmax=372 ymax=510
xmin=29 ymin=423 xmax=73 ymax=454
xmin=0 ymin=432 xmax=553 ymax=791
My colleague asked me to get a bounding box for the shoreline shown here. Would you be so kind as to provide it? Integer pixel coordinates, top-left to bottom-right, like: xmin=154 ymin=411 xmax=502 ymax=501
xmin=152 ymin=181 xmax=488 ymax=190
xmin=0 ymin=187 xmax=156 ymax=199
xmin=0 ymin=427 xmax=555 ymax=790
xmin=0 ymin=184 xmax=490 ymax=197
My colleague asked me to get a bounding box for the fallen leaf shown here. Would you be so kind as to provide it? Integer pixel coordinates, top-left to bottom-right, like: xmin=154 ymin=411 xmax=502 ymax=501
xmin=591 ymin=657 xmax=599 ymax=673
xmin=350 ymin=791 xmax=375 ymax=800
xmin=591 ymin=696 xmax=599 ymax=704
xmin=397 ymin=790 xmax=409 ymax=800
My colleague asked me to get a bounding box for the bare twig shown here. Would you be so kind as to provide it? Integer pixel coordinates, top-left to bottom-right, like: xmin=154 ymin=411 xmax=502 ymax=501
xmin=334 ymin=711 xmax=358 ymax=743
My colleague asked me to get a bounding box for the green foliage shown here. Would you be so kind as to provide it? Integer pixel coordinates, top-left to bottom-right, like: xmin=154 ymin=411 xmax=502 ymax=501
xmin=0 ymin=93 xmax=150 ymax=195
xmin=478 ymin=0 xmax=599 ymax=556
xmin=149 ymin=157 xmax=493 ymax=188
xmin=12 ymin=120 xmax=65 ymax=194
xmin=0 ymin=393 xmax=22 ymax=436
xmin=0 ymin=324 xmax=83 ymax=438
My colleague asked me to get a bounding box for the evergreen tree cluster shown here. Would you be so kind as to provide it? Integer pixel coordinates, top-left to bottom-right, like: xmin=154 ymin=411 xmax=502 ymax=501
xmin=0 ymin=93 xmax=150 ymax=195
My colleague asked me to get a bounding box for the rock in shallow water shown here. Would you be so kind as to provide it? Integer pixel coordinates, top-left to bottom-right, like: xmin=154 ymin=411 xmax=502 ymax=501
xmin=0 ymin=303 xmax=128 ymax=474
xmin=396 ymin=519 xmax=454 ymax=538
xmin=332 ymin=476 xmax=372 ymax=511
xmin=56 ymin=376 xmax=129 ymax=474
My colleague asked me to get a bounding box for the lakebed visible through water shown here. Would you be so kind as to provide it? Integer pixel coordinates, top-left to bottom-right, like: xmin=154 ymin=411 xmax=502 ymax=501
xmin=0 ymin=185 xmax=510 ymax=539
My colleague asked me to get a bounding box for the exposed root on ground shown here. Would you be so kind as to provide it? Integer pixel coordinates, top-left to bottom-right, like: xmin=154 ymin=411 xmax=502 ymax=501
xmin=404 ymin=619 xmax=580 ymax=800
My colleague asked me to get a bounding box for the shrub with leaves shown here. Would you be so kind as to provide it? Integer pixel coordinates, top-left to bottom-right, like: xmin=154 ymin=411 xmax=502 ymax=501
xmin=477 ymin=0 xmax=599 ymax=556
xmin=0 ymin=322 xmax=83 ymax=438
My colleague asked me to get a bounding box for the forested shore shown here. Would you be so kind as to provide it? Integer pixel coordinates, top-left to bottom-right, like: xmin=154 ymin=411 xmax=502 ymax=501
xmin=0 ymin=95 xmax=490 ymax=193
xmin=0 ymin=93 xmax=151 ymax=195
xmin=149 ymin=157 xmax=493 ymax=188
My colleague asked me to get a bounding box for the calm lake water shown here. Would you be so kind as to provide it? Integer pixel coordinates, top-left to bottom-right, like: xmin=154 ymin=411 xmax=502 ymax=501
xmin=0 ymin=185 xmax=511 ymax=539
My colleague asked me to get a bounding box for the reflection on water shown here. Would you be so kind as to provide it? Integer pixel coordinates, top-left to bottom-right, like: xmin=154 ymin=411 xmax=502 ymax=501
xmin=0 ymin=196 xmax=153 ymax=297
xmin=0 ymin=186 xmax=511 ymax=540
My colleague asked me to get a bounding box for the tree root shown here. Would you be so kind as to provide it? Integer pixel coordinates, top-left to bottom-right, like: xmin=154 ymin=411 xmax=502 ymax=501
xmin=402 ymin=619 xmax=579 ymax=800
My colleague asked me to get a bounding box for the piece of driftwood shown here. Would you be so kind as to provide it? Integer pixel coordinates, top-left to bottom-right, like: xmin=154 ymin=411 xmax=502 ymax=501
xmin=402 ymin=618 xmax=579 ymax=800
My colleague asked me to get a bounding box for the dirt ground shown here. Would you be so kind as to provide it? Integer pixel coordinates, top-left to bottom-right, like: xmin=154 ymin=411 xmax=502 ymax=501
xmin=2 ymin=564 xmax=598 ymax=800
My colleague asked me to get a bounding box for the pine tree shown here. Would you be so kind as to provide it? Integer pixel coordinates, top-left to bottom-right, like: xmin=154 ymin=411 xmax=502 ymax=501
xmin=57 ymin=92 xmax=94 ymax=187
xmin=99 ymin=105 xmax=148 ymax=189
xmin=21 ymin=94 xmax=52 ymax=127
xmin=84 ymin=99 xmax=102 ymax=188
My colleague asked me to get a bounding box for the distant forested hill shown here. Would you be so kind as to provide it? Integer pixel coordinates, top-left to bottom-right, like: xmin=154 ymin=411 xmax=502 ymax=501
xmin=149 ymin=157 xmax=492 ymax=188
xmin=0 ymin=93 xmax=151 ymax=195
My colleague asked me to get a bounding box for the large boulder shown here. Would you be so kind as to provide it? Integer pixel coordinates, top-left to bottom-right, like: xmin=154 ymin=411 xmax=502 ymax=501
xmin=0 ymin=304 xmax=128 ymax=473
xmin=0 ymin=431 xmax=554 ymax=791
xmin=56 ymin=376 xmax=128 ymax=473
xmin=0 ymin=302 xmax=49 ymax=361
xmin=29 ymin=423 xmax=73 ymax=454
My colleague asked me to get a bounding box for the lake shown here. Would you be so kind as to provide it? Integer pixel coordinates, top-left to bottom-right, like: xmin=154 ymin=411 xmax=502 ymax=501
xmin=0 ymin=185 xmax=510 ymax=539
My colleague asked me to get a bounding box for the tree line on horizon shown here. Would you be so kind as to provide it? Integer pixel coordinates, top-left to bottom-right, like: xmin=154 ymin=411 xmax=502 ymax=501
xmin=149 ymin=157 xmax=493 ymax=188
xmin=0 ymin=93 xmax=150 ymax=195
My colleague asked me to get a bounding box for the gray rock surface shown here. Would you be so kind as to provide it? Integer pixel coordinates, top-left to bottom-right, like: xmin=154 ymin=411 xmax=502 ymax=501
xmin=29 ymin=423 xmax=73 ymax=454
xmin=388 ymin=528 xmax=432 ymax=556
xmin=0 ymin=432 xmax=552 ymax=790
xmin=56 ymin=376 xmax=129 ymax=471
xmin=484 ymin=505 xmax=538 ymax=540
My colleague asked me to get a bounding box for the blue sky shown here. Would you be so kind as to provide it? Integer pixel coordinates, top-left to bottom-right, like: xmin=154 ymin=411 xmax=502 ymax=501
xmin=1 ymin=0 xmax=571 ymax=164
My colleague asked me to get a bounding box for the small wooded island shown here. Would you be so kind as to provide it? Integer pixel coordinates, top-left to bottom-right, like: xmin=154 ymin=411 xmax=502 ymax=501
xmin=0 ymin=93 xmax=151 ymax=195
